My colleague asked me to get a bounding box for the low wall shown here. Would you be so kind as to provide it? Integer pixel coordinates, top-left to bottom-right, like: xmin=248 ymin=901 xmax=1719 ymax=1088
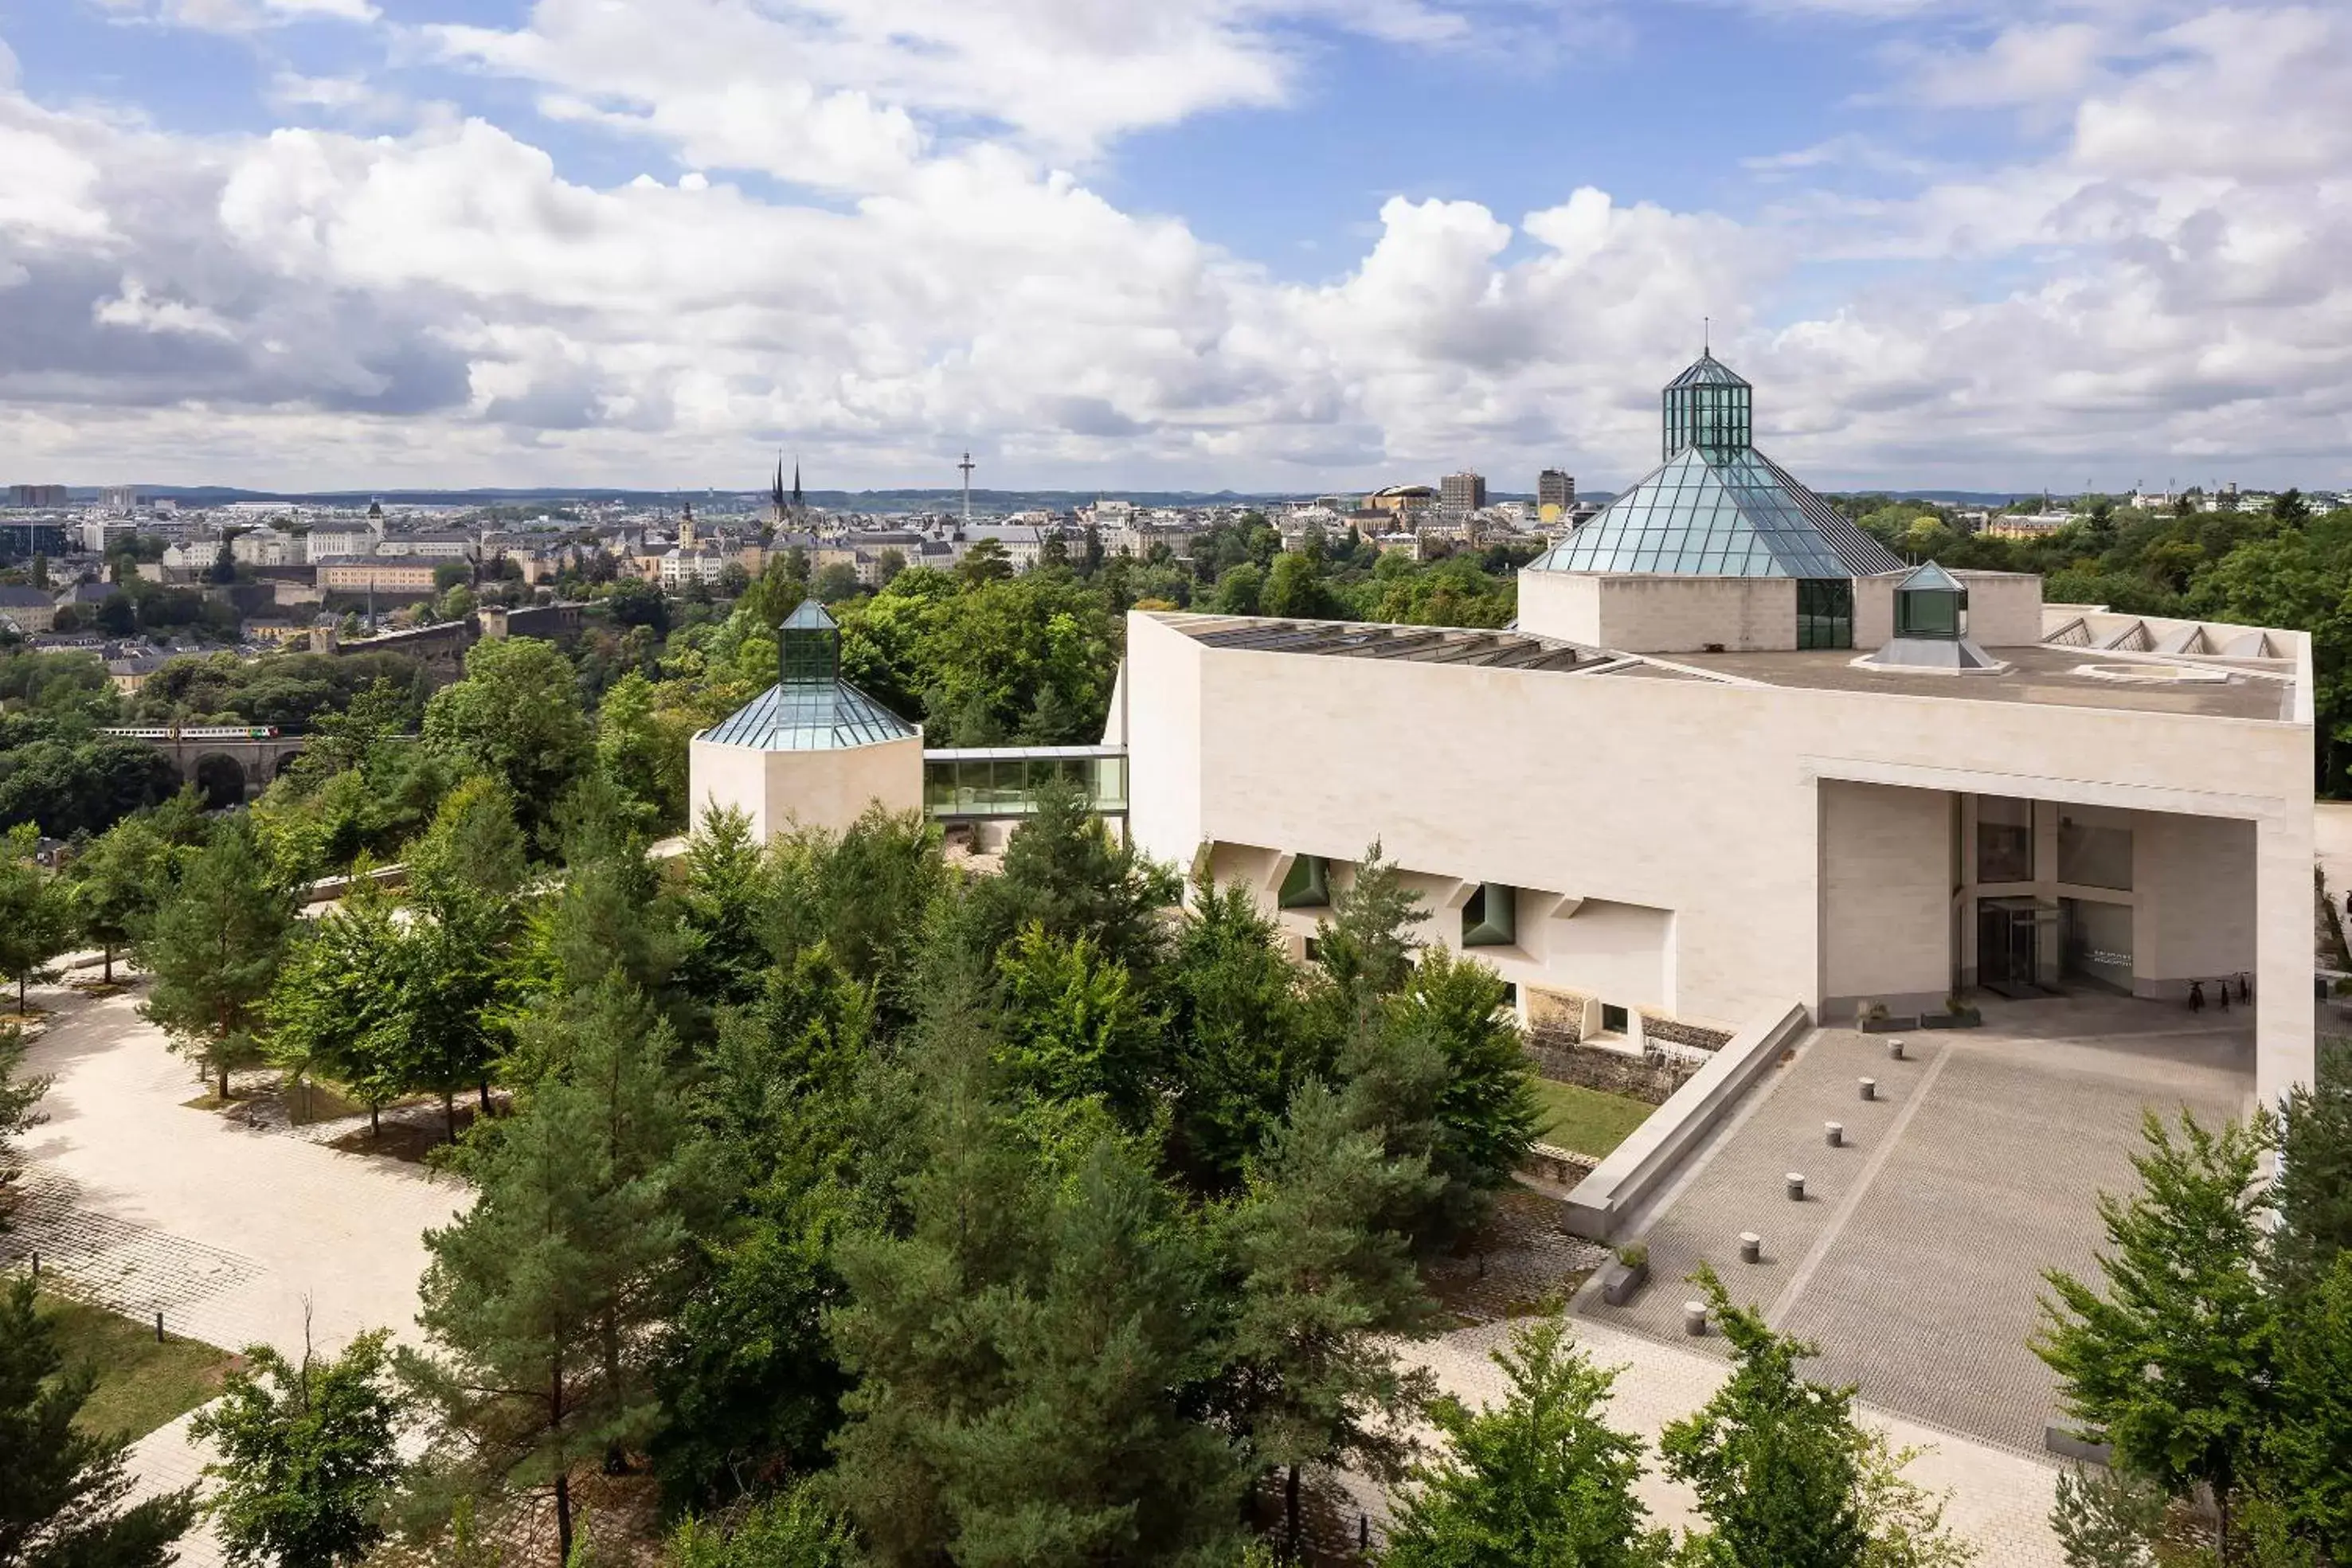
xmin=1563 ymin=1000 xmax=1812 ymax=1241
xmin=1525 ymin=1027 xmax=1700 ymax=1105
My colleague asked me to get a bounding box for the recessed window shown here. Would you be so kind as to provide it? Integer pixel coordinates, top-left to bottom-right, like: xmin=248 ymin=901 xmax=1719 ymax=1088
xmin=2057 ymin=816 xmax=2133 ymax=891
xmin=1278 ymin=853 xmax=1331 ymax=909
xmin=1499 ymin=982 xmax=1518 ymax=1008
xmin=1462 ymin=882 xmax=1517 ymax=948
xmin=1600 ymin=1003 xmax=1629 ymax=1035
xmin=1977 ymin=796 xmax=2033 ymax=883
xmin=1302 ymin=936 xmax=1322 ymax=963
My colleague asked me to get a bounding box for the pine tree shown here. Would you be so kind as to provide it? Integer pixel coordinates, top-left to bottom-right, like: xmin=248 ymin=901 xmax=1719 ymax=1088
xmin=1314 ymin=842 xmax=1423 ymax=1008
xmin=0 ymin=1276 xmax=196 ymax=1568
xmin=401 ymin=980 xmax=715 ymax=1565
xmin=1167 ymin=877 xmax=1324 ymax=1190
xmin=1343 ymin=948 xmax=1540 ymax=1249
xmin=407 ymin=776 xmax=529 ymax=912
xmin=1380 ymin=1314 xmax=1669 ymax=1568
xmin=2034 ymin=1112 xmax=2276 ymax=1548
xmin=136 ymin=821 xmax=293 ymax=1098
xmin=1225 ymin=1081 xmax=1439 ymax=1560
xmin=2269 ymin=1057 xmax=2352 ymax=1296
xmin=2264 ymin=1253 xmax=2352 ymax=1560
xmin=972 ymin=777 xmax=1180 ymax=986
xmin=674 ymin=805 xmax=773 ymax=1011
xmin=994 ymin=922 xmax=1160 ymax=1124
xmin=827 ymin=992 xmax=1244 ymax=1566
xmin=1659 ymin=1266 xmax=1869 ymax=1568
xmin=190 ymin=1328 xmax=401 ymax=1568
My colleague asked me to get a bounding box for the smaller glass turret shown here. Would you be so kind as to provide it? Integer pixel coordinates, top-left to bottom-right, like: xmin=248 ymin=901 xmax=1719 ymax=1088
xmin=779 ymin=598 xmax=840 ymax=685
xmin=1661 ymin=353 xmax=1753 ymax=460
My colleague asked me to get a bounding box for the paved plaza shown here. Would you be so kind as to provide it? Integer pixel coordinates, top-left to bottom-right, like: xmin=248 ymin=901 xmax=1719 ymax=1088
xmin=9 ymin=976 xmax=468 ymax=1568
xmin=1579 ymin=993 xmax=2253 ymax=1456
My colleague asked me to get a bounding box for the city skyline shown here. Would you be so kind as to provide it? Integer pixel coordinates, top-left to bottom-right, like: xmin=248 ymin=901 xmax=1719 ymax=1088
xmin=0 ymin=2 xmax=2344 ymax=492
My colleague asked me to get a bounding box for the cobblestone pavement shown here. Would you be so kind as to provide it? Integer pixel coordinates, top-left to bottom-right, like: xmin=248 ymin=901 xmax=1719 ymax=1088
xmin=1577 ymin=993 xmax=2250 ymax=1457
xmin=11 ymin=980 xmax=472 ymax=1568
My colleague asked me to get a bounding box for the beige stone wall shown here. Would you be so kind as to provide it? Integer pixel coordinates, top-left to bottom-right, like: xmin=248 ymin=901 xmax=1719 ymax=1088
xmin=1820 ymin=780 xmax=1951 ymax=1015
xmin=1955 ymin=570 xmax=2045 ymax=647
xmin=1517 ymin=570 xmax=1796 ymax=652
xmin=1124 ymin=608 xmax=2314 ymax=1098
xmin=2135 ymin=811 xmax=2256 ymax=989
xmin=687 ymin=733 xmax=924 ymax=841
xmin=1854 ymin=573 xmax=1896 ymax=650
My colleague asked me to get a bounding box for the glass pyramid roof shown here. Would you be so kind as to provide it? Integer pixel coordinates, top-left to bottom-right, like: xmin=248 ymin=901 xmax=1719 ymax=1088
xmin=699 ymin=679 xmax=918 ymax=752
xmin=1665 ymin=352 xmax=1750 ymax=389
xmin=1528 ymin=445 xmax=1905 ymax=580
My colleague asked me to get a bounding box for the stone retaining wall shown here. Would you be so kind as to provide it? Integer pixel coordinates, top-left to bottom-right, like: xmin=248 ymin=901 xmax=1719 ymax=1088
xmin=1640 ymin=1014 xmax=1733 ymax=1052
xmin=1525 ymin=1027 xmax=1700 ymax=1106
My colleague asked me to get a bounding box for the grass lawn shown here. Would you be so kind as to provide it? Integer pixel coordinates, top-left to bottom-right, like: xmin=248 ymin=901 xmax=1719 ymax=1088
xmin=38 ymin=1290 xmax=239 ymax=1441
xmin=1529 ymin=1078 xmax=1656 ymax=1159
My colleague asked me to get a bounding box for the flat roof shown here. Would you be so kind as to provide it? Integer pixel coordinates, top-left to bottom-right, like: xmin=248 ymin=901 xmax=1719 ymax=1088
xmin=1665 ymin=643 xmax=2297 ymax=721
xmin=1159 ymin=613 xmax=1614 ymax=674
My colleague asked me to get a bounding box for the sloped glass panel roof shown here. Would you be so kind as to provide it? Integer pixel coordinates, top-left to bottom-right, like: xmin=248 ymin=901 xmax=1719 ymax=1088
xmin=1665 ymin=352 xmax=1750 ymax=389
xmin=1897 ymin=560 xmax=1966 ymax=592
xmin=699 ymin=680 xmax=918 ymax=751
xmin=1529 ymin=447 xmax=1905 ymax=581
xmin=781 ymin=600 xmax=837 ymax=631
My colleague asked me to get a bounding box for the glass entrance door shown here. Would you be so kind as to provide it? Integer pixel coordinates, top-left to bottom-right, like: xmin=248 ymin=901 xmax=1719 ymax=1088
xmin=1977 ymin=897 xmax=2040 ymax=987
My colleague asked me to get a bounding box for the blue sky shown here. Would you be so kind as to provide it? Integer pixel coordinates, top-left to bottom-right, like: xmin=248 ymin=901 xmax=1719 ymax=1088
xmin=0 ymin=0 xmax=2344 ymax=492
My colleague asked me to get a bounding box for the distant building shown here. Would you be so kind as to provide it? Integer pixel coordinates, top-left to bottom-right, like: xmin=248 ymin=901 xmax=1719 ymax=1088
xmin=7 ymin=484 xmax=68 ymax=508
xmin=1364 ymin=484 xmax=1436 ymax=519
xmin=0 ymin=585 xmax=57 ymax=633
xmin=315 ymin=557 xmax=439 ymax=596
xmin=80 ymin=518 xmax=138 ymax=554
xmin=99 ymin=486 xmax=141 ymax=513
xmin=1538 ymin=468 xmax=1575 ymax=522
xmin=1440 ymin=471 xmax=1489 ymax=514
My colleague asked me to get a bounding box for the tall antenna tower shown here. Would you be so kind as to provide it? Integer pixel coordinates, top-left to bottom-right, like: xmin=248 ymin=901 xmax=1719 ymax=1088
xmin=958 ymin=451 xmax=976 ymax=526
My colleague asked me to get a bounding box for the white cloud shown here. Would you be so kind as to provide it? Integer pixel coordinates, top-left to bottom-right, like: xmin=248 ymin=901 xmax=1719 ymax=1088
xmin=0 ymin=0 xmax=2347 ymax=491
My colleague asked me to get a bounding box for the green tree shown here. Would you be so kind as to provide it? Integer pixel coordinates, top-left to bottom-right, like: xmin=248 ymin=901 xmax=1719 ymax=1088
xmin=827 ymin=991 xmax=1244 ymax=1566
xmin=2049 ymin=1464 xmax=2164 ymax=1568
xmin=1166 ymin=878 xmax=1322 ymax=1189
xmin=190 ymin=1329 xmax=401 ymax=1568
xmin=422 ymin=639 xmax=595 ymax=841
xmin=1226 ymin=1081 xmax=1438 ymax=1560
xmin=265 ymin=883 xmax=409 ymax=1136
xmin=994 ymin=922 xmax=1159 ymax=1123
xmin=407 ymin=776 xmax=529 ymax=910
xmin=1380 ymin=1313 xmax=1669 ymax=1568
xmin=65 ymin=817 xmax=170 ymax=984
xmin=0 ymin=1024 xmax=49 ymax=1231
xmin=1347 ymin=948 xmax=1540 ymax=1248
xmin=402 ymin=984 xmax=714 ymax=1566
xmin=667 ymin=1485 xmax=855 ymax=1568
xmin=596 ymin=671 xmax=686 ymax=831
xmin=135 ymin=822 xmax=293 ymax=1098
xmin=969 ymin=777 xmax=1180 ymax=987
xmin=1262 ymin=552 xmax=1340 ymax=620
xmin=1315 ymin=843 xmax=1423 ymax=1011
xmin=1660 ymin=1265 xmax=1869 ymax=1568
xmin=673 ymin=806 xmax=773 ymax=1011
xmin=2035 ymin=1112 xmax=2276 ymax=1550
xmin=953 ymin=538 xmax=1012 ymax=585
xmin=0 ymin=830 xmax=68 ymax=1014
xmin=1211 ymin=563 xmax=1264 ymax=616
xmin=0 ymin=1275 xmax=196 ymax=1568
xmin=2268 ymin=1067 xmax=2352 ymax=1296
xmin=2264 ymin=1253 xmax=2352 ymax=1560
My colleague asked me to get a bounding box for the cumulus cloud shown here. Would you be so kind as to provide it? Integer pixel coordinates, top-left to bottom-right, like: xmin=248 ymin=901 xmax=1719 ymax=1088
xmin=0 ymin=0 xmax=2346 ymax=491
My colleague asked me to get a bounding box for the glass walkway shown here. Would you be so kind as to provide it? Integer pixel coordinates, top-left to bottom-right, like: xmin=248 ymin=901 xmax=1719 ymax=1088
xmin=922 ymin=745 xmax=1129 ymax=821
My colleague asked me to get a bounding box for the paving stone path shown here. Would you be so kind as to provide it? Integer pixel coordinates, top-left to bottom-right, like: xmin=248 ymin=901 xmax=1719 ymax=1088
xmin=13 ymin=980 xmax=470 ymax=1568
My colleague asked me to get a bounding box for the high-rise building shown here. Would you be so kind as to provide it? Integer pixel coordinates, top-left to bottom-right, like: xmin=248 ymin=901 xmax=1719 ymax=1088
xmin=1538 ymin=469 xmax=1575 ymax=522
xmin=99 ymin=486 xmax=141 ymax=513
xmin=1440 ymin=471 xmax=1487 ymax=513
xmin=7 ymin=484 xmax=68 ymax=508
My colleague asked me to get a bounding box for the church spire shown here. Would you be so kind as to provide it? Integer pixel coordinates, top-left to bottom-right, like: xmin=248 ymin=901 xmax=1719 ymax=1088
xmin=792 ymin=459 xmax=804 ymax=514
